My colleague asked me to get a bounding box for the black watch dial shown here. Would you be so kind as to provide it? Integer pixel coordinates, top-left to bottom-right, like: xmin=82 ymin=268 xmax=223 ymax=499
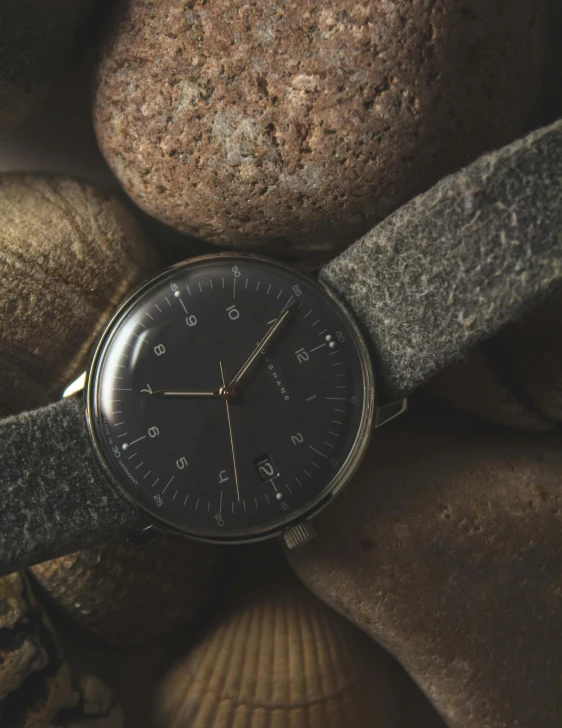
xmin=88 ymin=255 xmax=374 ymax=542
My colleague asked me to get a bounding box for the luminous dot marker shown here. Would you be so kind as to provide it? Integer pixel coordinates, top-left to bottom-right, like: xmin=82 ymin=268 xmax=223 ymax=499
xmin=122 ymin=443 xmax=129 ymax=450
xmin=174 ymin=290 xmax=181 ymax=298
xmin=325 ymin=334 xmax=333 ymax=342
xmin=276 ymin=492 xmax=283 ymax=501
xmin=329 ymin=341 xmax=337 ymax=348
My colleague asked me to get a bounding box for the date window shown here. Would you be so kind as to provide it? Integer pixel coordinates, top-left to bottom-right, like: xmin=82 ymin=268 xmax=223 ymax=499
xmin=254 ymin=454 xmax=279 ymax=482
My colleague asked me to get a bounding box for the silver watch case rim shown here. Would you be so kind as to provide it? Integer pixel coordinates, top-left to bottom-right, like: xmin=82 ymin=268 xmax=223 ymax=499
xmin=81 ymin=251 xmax=389 ymax=545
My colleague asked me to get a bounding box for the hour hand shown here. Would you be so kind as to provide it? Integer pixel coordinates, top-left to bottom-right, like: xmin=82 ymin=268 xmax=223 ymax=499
xmin=229 ymin=301 xmax=297 ymax=390
xmin=151 ymin=389 xmax=222 ymax=398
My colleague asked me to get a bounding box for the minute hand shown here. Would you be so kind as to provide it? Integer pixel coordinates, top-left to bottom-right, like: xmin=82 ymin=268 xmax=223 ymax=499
xmin=229 ymin=303 xmax=296 ymax=390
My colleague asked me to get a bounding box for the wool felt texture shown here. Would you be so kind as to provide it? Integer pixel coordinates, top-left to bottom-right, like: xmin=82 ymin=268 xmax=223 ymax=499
xmin=1 ymin=121 xmax=562 ymax=574
xmin=0 ymin=396 xmax=145 ymax=577
xmin=321 ymin=119 xmax=562 ymax=400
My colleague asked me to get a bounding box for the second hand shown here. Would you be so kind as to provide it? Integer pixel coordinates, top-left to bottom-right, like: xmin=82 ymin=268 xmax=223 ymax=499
xmin=220 ymin=361 xmax=241 ymax=502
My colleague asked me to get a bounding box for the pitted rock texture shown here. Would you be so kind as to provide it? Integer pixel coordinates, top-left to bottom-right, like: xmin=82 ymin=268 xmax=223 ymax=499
xmin=288 ymin=412 xmax=562 ymax=728
xmin=0 ymin=173 xmax=157 ymax=417
xmin=93 ymin=0 xmax=545 ymax=254
xmin=0 ymin=1 xmax=94 ymax=132
xmin=30 ymin=536 xmax=226 ymax=646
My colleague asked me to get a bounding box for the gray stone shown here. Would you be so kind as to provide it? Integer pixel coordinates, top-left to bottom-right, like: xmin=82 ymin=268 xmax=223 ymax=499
xmin=321 ymin=120 xmax=562 ymax=400
xmin=288 ymin=411 xmax=562 ymax=728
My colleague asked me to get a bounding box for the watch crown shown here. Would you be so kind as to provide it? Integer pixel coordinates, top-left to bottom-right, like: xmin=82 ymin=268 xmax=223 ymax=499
xmin=282 ymin=521 xmax=317 ymax=550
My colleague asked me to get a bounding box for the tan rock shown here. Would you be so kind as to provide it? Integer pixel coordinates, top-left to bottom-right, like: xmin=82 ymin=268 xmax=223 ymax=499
xmin=288 ymin=411 xmax=562 ymax=728
xmin=0 ymin=173 xmax=158 ymax=417
xmin=93 ymin=0 xmax=545 ymax=254
xmin=154 ymin=561 xmax=444 ymax=728
xmin=76 ymin=674 xmax=114 ymax=717
xmin=30 ymin=536 xmax=227 ymax=646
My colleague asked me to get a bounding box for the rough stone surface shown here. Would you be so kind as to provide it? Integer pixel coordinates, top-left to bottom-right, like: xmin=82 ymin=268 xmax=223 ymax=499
xmin=93 ymin=0 xmax=544 ymax=254
xmin=0 ymin=1 xmax=95 ymax=132
xmin=0 ymin=573 xmax=79 ymax=727
xmin=0 ymin=172 xmax=158 ymax=418
xmin=321 ymin=120 xmax=562 ymax=400
xmin=31 ymin=536 xmax=227 ymax=646
xmin=0 ymin=397 xmax=146 ymax=578
xmin=155 ymin=560 xmax=444 ymax=728
xmin=0 ymin=573 xmax=48 ymax=701
xmin=288 ymin=411 xmax=562 ymax=728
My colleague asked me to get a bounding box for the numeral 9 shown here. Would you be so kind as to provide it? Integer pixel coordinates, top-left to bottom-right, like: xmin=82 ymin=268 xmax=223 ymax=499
xmin=186 ymin=315 xmax=197 ymax=327
xmin=148 ymin=426 xmax=160 ymax=438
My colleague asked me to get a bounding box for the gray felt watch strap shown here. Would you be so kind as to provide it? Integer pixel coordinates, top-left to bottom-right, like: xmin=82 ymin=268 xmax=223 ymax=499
xmin=321 ymin=119 xmax=562 ymax=401
xmin=0 ymin=396 xmax=145 ymax=577
xmin=1 ymin=121 xmax=561 ymax=577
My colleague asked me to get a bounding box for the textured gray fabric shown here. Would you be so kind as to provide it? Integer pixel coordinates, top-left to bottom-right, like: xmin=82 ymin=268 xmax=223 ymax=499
xmin=2 ymin=122 xmax=562 ymax=574
xmin=321 ymin=119 xmax=562 ymax=400
xmin=0 ymin=396 xmax=145 ymax=576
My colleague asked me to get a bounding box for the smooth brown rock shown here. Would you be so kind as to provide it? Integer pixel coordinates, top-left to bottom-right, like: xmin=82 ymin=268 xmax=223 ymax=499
xmin=0 ymin=173 xmax=158 ymax=417
xmin=30 ymin=536 xmax=227 ymax=646
xmin=288 ymin=411 xmax=562 ymax=728
xmin=154 ymin=563 xmax=443 ymax=728
xmin=0 ymin=1 xmax=95 ymax=132
xmin=94 ymin=0 xmax=545 ymax=254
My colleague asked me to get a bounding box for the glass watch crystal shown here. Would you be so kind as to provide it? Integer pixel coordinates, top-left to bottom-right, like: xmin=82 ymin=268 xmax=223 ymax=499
xmin=87 ymin=254 xmax=374 ymax=542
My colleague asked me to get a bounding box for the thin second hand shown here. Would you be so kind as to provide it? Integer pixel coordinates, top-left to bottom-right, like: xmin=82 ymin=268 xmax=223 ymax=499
xmin=220 ymin=361 xmax=241 ymax=502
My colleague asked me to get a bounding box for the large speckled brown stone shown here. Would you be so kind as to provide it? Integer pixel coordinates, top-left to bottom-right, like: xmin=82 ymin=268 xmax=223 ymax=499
xmin=0 ymin=173 xmax=158 ymax=417
xmin=288 ymin=411 xmax=562 ymax=728
xmin=93 ymin=0 xmax=545 ymax=254
xmin=30 ymin=536 xmax=227 ymax=646
xmin=0 ymin=1 xmax=95 ymax=132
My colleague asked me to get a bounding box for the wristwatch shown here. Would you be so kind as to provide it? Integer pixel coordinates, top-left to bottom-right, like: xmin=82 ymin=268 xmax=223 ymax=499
xmin=1 ymin=121 xmax=560 ymax=577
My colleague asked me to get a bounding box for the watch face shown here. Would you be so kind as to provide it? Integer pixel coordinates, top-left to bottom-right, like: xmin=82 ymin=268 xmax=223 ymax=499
xmin=87 ymin=254 xmax=374 ymax=543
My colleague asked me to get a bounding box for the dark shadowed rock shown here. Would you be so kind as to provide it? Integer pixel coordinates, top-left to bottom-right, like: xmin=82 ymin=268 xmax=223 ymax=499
xmin=0 ymin=1 xmax=95 ymax=132
xmin=30 ymin=536 xmax=227 ymax=646
xmin=93 ymin=0 xmax=545 ymax=254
